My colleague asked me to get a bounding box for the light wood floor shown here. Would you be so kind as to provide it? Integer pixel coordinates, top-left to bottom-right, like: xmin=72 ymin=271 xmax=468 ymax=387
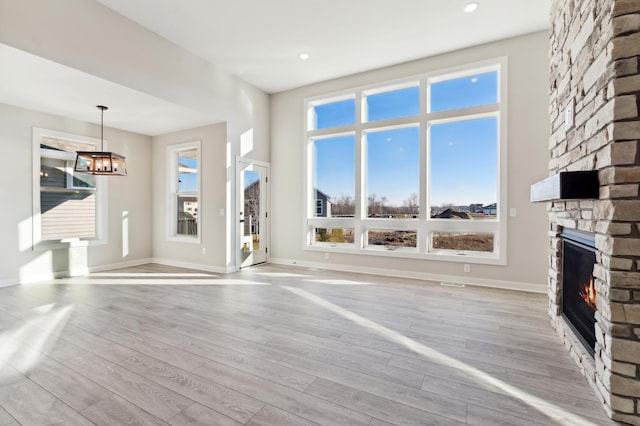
xmin=0 ymin=263 xmax=621 ymax=425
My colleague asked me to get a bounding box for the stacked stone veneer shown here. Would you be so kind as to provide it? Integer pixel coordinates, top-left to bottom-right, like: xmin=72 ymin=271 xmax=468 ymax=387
xmin=548 ymin=0 xmax=640 ymax=424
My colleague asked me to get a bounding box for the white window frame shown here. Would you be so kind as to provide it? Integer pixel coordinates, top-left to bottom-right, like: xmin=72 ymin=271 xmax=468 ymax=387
xmin=66 ymin=162 xmax=96 ymax=190
xmin=303 ymin=58 xmax=508 ymax=265
xmin=40 ymin=149 xmax=94 ymax=190
xmin=32 ymin=127 xmax=108 ymax=250
xmin=167 ymin=140 xmax=201 ymax=243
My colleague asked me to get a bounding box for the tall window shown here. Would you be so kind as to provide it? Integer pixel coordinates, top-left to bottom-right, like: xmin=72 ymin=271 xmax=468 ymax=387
xmin=32 ymin=128 xmax=106 ymax=247
xmin=305 ymin=59 xmax=506 ymax=264
xmin=168 ymin=141 xmax=201 ymax=241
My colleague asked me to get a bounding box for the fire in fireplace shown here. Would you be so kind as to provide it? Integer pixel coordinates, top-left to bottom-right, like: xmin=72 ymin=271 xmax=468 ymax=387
xmin=561 ymin=228 xmax=597 ymax=356
xmin=579 ymin=274 xmax=597 ymax=310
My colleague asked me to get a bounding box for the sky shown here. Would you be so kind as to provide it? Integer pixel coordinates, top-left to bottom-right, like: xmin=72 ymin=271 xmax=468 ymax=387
xmin=178 ymin=156 xmax=198 ymax=193
xmin=244 ymin=170 xmax=260 ymax=187
xmin=313 ymin=71 xmax=498 ymax=208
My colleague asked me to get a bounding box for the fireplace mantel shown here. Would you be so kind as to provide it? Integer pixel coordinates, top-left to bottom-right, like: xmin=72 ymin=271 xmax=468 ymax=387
xmin=530 ymin=171 xmax=599 ymax=202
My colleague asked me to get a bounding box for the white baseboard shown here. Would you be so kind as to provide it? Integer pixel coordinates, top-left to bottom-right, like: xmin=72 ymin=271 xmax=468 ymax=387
xmin=3 ymin=256 xmax=542 ymax=293
xmin=16 ymin=270 xmax=69 ymax=285
xmin=87 ymin=258 xmax=154 ymax=274
xmin=269 ymin=257 xmax=546 ymax=294
xmin=0 ymin=279 xmax=19 ymax=288
xmin=150 ymin=258 xmax=234 ymax=274
xmin=1 ymin=257 xmax=233 ymax=287
xmin=1 ymin=258 xmax=155 ymax=286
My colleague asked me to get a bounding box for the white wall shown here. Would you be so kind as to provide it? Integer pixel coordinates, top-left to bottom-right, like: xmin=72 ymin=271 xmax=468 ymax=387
xmin=0 ymin=0 xmax=271 ymax=273
xmin=0 ymin=0 xmax=237 ymax=121
xmin=151 ymin=123 xmax=230 ymax=272
xmin=0 ymin=0 xmax=547 ymax=284
xmin=270 ymin=32 xmax=551 ymax=292
xmin=0 ymin=103 xmax=153 ymax=285
xmin=0 ymin=0 xmax=271 ymax=148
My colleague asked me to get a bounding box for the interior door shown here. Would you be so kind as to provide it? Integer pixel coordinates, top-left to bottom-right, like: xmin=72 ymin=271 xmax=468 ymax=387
xmin=237 ymin=159 xmax=269 ymax=268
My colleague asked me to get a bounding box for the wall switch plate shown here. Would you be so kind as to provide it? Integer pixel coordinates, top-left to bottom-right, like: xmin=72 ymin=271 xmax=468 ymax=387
xmin=510 ymin=207 xmax=517 ymax=217
xmin=219 ymin=209 xmax=225 ymax=216
xmin=565 ymin=100 xmax=574 ymax=129
xmin=324 ymin=253 xmax=330 ymax=260
xmin=202 ymin=247 xmax=206 ymax=255
xmin=464 ymin=264 xmax=471 ymax=273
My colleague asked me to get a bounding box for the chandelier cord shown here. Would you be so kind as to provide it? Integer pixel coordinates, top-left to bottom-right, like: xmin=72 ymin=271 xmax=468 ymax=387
xmin=99 ymin=105 xmax=105 ymax=151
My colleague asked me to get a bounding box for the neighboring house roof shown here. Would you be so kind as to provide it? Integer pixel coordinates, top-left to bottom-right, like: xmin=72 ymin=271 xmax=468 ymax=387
xmin=432 ymin=209 xmax=472 ymax=219
xmin=314 ymin=189 xmax=331 ymax=201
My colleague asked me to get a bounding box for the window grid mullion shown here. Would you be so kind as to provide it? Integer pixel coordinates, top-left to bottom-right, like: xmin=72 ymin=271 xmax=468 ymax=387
xmin=354 ymin=90 xmax=364 ymax=249
xmin=418 ymin=78 xmax=429 ymax=253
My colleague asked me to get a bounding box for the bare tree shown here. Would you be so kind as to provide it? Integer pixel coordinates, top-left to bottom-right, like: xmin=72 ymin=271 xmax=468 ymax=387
xmin=368 ymin=193 xmax=388 ymax=217
xmin=244 ymin=181 xmax=260 ymax=231
xmin=403 ymin=192 xmax=419 ymax=215
xmin=331 ymin=194 xmax=355 ymax=216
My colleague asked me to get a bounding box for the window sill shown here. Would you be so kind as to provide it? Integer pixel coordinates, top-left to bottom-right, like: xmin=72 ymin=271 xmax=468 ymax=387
xmin=41 ymin=187 xmax=96 ymax=193
xmin=34 ymin=238 xmax=107 ymax=251
xmin=167 ymin=235 xmax=201 ymax=244
xmin=304 ymin=244 xmax=505 ymax=265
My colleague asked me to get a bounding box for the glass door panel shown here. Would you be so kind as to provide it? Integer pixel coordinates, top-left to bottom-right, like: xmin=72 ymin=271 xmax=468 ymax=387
xmin=238 ymin=160 xmax=268 ymax=268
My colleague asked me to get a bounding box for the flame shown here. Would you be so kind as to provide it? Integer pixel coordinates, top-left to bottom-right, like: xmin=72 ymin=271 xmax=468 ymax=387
xmin=579 ymin=275 xmax=597 ymax=310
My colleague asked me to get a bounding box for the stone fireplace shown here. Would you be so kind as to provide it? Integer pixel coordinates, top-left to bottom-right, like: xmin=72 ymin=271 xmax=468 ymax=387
xmin=547 ymin=0 xmax=640 ymax=424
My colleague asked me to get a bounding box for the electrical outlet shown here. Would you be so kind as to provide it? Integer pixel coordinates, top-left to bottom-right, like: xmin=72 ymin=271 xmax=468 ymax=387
xmin=463 ymin=264 xmax=471 ymax=273
xmin=202 ymin=247 xmax=206 ymax=255
xmin=510 ymin=207 xmax=517 ymax=217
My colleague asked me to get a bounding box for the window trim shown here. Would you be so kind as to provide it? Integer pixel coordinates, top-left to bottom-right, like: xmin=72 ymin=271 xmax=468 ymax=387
xmin=303 ymin=57 xmax=508 ymax=265
xmin=167 ymin=140 xmax=201 ymax=243
xmin=32 ymin=127 xmax=108 ymax=250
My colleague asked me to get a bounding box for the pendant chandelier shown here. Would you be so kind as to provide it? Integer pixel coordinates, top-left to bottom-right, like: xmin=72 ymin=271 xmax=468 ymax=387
xmin=74 ymin=105 xmax=127 ymax=176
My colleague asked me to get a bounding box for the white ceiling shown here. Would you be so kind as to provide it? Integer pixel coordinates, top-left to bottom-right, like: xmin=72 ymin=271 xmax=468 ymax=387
xmin=0 ymin=0 xmax=551 ymax=136
xmin=0 ymin=44 xmax=215 ymax=136
xmin=96 ymin=0 xmax=551 ymax=93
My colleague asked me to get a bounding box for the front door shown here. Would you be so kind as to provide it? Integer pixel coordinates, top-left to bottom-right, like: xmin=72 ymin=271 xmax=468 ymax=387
xmin=237 ymin=158 xmax=269 ymax=268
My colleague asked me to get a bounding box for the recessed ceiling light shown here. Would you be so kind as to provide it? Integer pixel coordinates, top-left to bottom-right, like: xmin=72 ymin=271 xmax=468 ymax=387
xmin=464 ymin=2 xmax=479 ymax=12
xmin=299 ymin=53 xmax=310 ymax=60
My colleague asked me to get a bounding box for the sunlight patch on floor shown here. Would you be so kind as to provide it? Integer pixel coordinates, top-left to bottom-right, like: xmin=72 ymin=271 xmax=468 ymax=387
xmin=33 ymin=303 xmax=56 ymax=314
xmin=88 ymin=272 xmax=218 ymax=278
xmin=44 ymin=278 xmax=270 ymax=286
xmin=281 ymin=285 xmax=600 ymax=426
xmin=304 ymin=279 xmax=375 ymax=286
xmin=0 ymin=304 xmax=74 ymax=379
xmin=251 ymin=272 xmax=311 ymax=278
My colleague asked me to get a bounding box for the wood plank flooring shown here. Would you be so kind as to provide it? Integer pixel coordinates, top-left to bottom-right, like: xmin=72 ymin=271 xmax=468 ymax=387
xmin=0 ymin=263 xmax=621 ymax=425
